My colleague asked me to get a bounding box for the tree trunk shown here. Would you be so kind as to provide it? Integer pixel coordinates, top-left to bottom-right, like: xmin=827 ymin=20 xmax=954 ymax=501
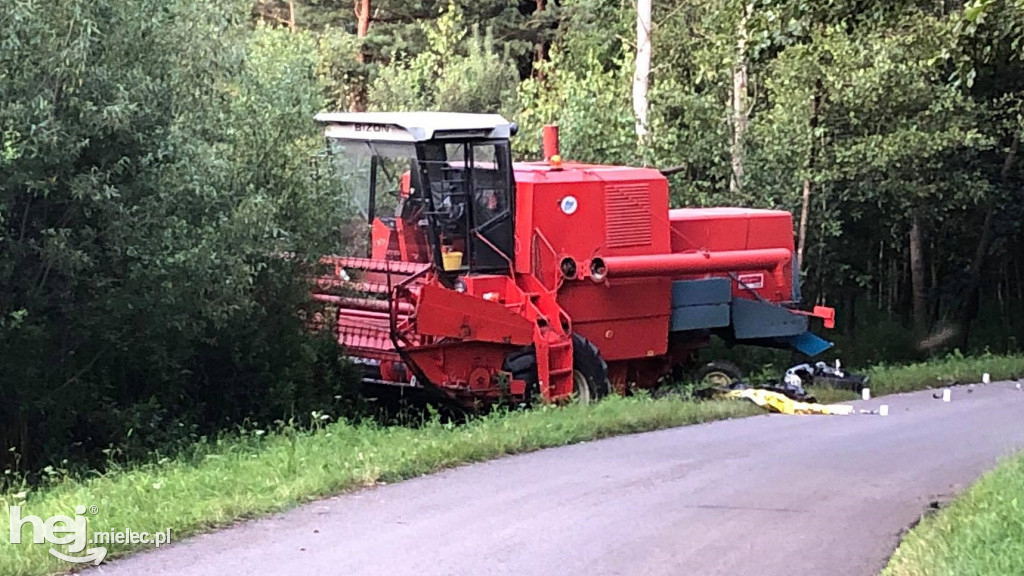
xmin=877 ymin=241 xmax=884 ymax=310
xmin=1016 ymin=243 xmax=1023 ymax=302
xmin=730 ymin=3 xmax=753 ymax=194
xmin=355 ymin=0 xmax=370 ymax=40
xmin=798 ymin=84 xmax=822 ymax=271
xmin=287 ymin=1 xmax=296 ymax=31
xmin=909 ymin=213 xmax=929 ymax=335
xmin=797 ymin=178 xmax=812 ymax=271
xmin=902 ymin=256 xmax=911 ymax=325
xmin=930 ymin=239 xmax=940 ymax=323
xmin=888 ymin=258 xmax=897 ymax=317
xmin=957 ymin=133 xmax=1017 ymax=349
xmin=798 ymin=84 xmax=823 ymax=270
xmin=633 ymin=0 xmax=652 ymax=139
xmin=842 ymin=289 xmax=857 ymax=338
xmin=350 ymin=0 xmax=372 ymax=112
xmin=1000 ymin=262 xmax=1012 ymax=346
xmin=533 ymin=0 xmax=548 ymax=79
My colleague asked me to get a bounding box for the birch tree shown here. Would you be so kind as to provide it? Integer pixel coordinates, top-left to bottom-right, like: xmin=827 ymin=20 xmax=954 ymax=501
xmin=633 ymin=0 xmax=652 ymax=139
xmin=730 ymin=1 xmax=753 ymax=194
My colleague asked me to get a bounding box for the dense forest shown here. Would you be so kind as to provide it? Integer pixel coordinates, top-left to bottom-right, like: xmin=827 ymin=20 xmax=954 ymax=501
xmin=2 ymin=0 xmax=1023 ymax=474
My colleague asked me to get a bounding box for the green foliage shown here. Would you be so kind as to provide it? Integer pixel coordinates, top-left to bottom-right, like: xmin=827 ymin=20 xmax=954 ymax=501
xmin=368 ymin=3 xmax=519 ymax=114
xmin=0 ymin=0 xmax=356 ymax=474
xmin=315 ymin=29 xmax=365 ymax=110
xmin=297 ymin=0 xmax=542 ymax=110
xmin=516 ymin=47 xmax=637 ymax=162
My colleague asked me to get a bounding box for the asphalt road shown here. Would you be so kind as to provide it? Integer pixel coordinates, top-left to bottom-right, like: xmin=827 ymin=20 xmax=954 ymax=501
xmin=90 ymin=382 xmax=1024 ymax=576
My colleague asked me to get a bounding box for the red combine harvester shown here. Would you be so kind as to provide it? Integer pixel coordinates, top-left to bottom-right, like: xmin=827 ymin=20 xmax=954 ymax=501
xmin=312 ymin=112 xmax=835 ymax=407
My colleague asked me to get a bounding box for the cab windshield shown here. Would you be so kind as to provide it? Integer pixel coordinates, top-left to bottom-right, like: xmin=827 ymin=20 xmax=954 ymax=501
xmin=325 ymin=138 xmax=515 ymax=272
xmin=325 ymin=140 xmax=415 ymax=258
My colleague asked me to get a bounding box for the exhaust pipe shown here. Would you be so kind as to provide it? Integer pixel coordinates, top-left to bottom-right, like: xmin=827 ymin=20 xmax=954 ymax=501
xmin=543 ymin=124 xmax=560 ymax=162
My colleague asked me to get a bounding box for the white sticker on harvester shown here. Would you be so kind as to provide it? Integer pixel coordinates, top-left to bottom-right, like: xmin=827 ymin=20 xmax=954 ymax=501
xmin=737 ymin=273 xmax=765 ymax=289
xmin=560 ymin=196 xmax=578 ymax=215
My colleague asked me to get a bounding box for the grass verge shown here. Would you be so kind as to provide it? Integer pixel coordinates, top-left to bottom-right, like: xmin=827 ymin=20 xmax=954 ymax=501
xmin=0 ymin=396 xmax=758 ymax=576
xmin=810 ymin=353 xmax=1024 ymax=404
xmin=866 ymin=352 xmax=1024 ymax=395
xmin=2 ymin=353 xmax=1022 ymax=575
xmin=883 ymin=450 xmax=1024 ymax=576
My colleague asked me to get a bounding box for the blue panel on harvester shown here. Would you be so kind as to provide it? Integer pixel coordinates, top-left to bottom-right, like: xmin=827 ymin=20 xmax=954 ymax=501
xmin=731 ymin=298 xmax=807 ymax=339
xmin=671 ymin=278 xmax=732 ymax=307
xmin=670 ymin=304 xmax=730 ymax=332
xmin=669 ymin=278 xmax=733 ymax=333
xmin=786 ymin=331 xmax=834 ymax=357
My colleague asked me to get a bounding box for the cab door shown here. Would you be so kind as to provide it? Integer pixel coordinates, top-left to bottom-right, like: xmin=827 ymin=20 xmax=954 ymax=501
xmin=467 ymin=140 xmax=515 ymax=271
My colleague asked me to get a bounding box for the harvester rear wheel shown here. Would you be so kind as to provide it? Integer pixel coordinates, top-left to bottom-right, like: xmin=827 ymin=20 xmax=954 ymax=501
xmin=571 ymin=334 xmax=610 ymax=404
xmin=695 ymin=361 xmax=743 ymax=388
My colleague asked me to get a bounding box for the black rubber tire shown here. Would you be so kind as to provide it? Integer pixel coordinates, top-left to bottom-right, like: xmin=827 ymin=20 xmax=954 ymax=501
xmin=503 ymin=336 xmax=610 ymax=404
xmin=571 ymin=334 xmax=611 ymax=402
xmin=695 ymin=361 xmax=743 ymax=388
xmin=503 ymin=346 xmax=539 ymax=403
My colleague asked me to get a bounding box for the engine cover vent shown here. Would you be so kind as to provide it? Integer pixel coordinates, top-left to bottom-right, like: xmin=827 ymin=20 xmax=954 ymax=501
xmin=606 ymin=183 xmax=653 ymax=248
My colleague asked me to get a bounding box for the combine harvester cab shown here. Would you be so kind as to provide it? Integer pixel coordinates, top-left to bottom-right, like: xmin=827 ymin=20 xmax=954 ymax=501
xmin=313 ymin=112 xmax=835 ymax=408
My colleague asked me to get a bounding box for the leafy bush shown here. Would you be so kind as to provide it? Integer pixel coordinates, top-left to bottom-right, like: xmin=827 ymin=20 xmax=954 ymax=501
xmin=0 ymin=1 xmax=356 ymax=474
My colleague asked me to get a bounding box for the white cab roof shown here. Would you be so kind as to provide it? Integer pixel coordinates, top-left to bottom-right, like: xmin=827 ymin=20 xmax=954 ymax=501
xmin=315 ymin=111 xmax=514 ymax=142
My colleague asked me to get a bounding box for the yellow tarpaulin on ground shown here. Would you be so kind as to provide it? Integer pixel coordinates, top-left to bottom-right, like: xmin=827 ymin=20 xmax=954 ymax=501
xmin=725 ymin=388 xmax=856 ymax=415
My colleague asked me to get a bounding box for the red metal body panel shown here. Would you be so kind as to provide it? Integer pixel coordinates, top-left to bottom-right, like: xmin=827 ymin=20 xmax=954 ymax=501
xmin=502 ymin=163 xmax=821 ymax=392
xmin=370 ymin=218 xmax=394 ymax=260
xmin=669 ymin=208 xmax=796 ymax=302
xmin=792 ymin=305 xmax=837 ymax=329
xmin=556 ymin=279 xmax=671 ymax=360
xmin=415 ymin=284 xmax=534 ymax=345
xmin=512 ymin=163 xmax=674 ymax=363
xmin=405 ymin=342 xmax=520 ymax=398
xmin=513 ymin=163 xmax=672 ymax=261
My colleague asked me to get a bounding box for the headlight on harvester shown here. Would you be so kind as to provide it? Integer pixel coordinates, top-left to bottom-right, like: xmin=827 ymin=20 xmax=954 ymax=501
xmin=589 ymin=258 xmax=607 ymax=283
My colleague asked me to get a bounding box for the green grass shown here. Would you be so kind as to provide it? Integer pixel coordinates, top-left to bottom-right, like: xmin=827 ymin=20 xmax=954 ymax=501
xmin=2 ymin=353 xmax=1022 ymax=576
xmin=883 ymin=451 xmax=1024 ymax=576
xmin=806 ymin=386 xmax=860 ymax=404
xmin=0 ymin=396 xmax=758 ymax=576
xmin=866 ymin=352 xmax=1024 ymax=395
